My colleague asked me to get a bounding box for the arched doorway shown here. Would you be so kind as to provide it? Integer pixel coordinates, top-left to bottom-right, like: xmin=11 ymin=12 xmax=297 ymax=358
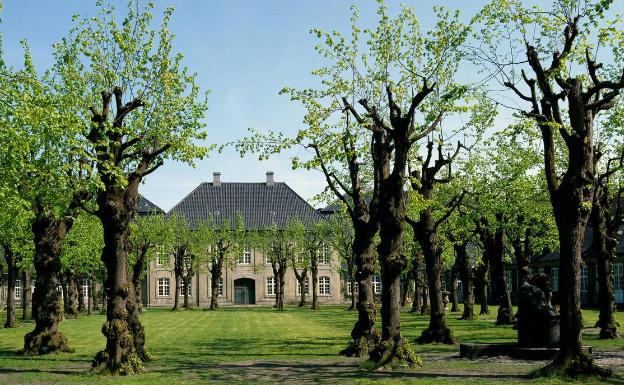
xmin=234 ymin=278 xmax=255 ymax=305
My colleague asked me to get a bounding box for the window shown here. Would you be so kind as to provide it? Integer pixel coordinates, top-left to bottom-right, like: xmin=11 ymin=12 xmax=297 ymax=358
xmin=212 ymin=277 xmax=224 ymax=297
xmin=82 ymin=279 xmax=89 ymax=301
xmin=266 ymin=277 xmax=276 ymax=296
xmin=581 ymin=266 xmax=588 ymax=293
xmin=238 ymin=245 xmax=252 ymax=265
xmin=14 ymin=279 xmax=21 ymax=300
xmin=319 ymin=276 xmax=330 ymax=295
xmin=346 ymin=277 xmax=359 ymax=295
xmin=297 ymin=278 xmax=310 ymax=295
xmin=551 ymin=267 xmax=559 ymax=291
xmin=506 ymin=270 xmax=513 ymax=293
xmin=614 ymin=263 xmax=623 ymax=291
xmin=157 ymin=278 xmax=170 ymax=296
xmin=441 ymin=279 xmax=447 ymax=292
xmin=538 ymin=267 xmax=544 ymax=275
xmin=179 ymin=281 xmax=192 ymax=296
xmin=319 ymin=244 xmax=331 ymax=265
xmin=373 ymin=275 xmax=381 ymax=295
xmin=155 ymin=245 xmax=167 ymax=266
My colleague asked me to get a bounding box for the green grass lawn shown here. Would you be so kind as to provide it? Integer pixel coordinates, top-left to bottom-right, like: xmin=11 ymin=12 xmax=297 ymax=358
xmin=0 ymin=306 xmax=622 ymax=385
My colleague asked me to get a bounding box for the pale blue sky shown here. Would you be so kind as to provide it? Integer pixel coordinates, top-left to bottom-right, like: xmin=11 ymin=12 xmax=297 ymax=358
xmin=2 ymin=1 xmax=621 ymax=211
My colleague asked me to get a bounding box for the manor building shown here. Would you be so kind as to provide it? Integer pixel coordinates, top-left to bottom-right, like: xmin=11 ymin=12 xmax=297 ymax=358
xmin=140 ymin=172 xmax=344 ymax=307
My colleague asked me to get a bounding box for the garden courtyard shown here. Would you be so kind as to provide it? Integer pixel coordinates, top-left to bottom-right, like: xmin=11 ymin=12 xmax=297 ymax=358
xmin=0 ymin=306 xmax=622 ymax=385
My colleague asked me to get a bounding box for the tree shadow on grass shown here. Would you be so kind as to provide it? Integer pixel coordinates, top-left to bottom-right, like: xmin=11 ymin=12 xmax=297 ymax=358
xmin=152 ymin=358 xmax=533 ymax=384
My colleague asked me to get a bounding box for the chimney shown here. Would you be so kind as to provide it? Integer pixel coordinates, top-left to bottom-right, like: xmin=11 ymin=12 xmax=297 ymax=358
xmin=266 ymin=171 xmax=274 ymax=186
xmin=213 ymin=172 xmax=221 ymax=187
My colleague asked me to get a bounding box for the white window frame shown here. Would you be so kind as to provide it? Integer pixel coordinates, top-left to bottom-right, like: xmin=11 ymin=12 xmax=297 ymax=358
xmin=319 ymin=276 xmax=330 ymax=295
xmin=345 ymin=277 xmax=359 ymax=295
xmin=157 ymin=277 xmax=170 ymax=297
xmin=319 ymin=244 xmax=331 ymax=265
xmin=155 ymin=245 xmax=166 ymax=266
xmin=179 ymin=280 xmax=192 ymax=297
xmin=14 ymin=279 xmax=21 ymax=300
xmin=213 ymin=277 xmax=224 ymax=297
xmin=266 ymin=277 xmax=276 ymax=296
xmin=238 ymin=245 xmax=252 ymax=265
xmin=551 ymin=267 xmax=559 ymax=291
xmin=296 ymin=277 xmax=309 ymax=295
xmin=82 ymin=278 xmax=89 ymax=301
xmin=372 ymin=275 xmax=381 ymax=295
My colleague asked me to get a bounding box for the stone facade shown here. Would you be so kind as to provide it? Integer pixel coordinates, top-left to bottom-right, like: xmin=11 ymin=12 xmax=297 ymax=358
xmin=142 ymin=246 xmax=343 ymax=307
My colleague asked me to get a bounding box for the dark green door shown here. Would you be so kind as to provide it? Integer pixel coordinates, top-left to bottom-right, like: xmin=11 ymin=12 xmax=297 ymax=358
xmin=234 ymin=278 xmax=255 ymax=304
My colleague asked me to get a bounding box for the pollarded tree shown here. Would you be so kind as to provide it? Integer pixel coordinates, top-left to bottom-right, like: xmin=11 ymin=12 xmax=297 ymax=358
xmin=590 ymin=105 xmax=623 ymax=338
xmin=2 ymin=45 xmax=96 ymax=356
xmin=477 ymin=0 xmax=624 ymax=375
xmin=287 ymin=220 xmax=311 ymax=308
xmin=129 ymin=212 xmax=169 ymax=314
xmin=406 ymin=89 xmax=493 ymax=343
xmin=165 ymin=214 xmax=194 ymax=311
xmin=303 ymin=220 xmax=331 ymax=311
xmin=193 ymin=213 xmax=245 ymax=311
xmin=0 ymin=204 xmax=32 ymax=328
xmin=462 ymin=135 xmax=557 ymax=326
xmin=50 ymin=1 xmax=209 ymax=373
xmin=326 ymin=209 xmax=356 ymax=311
xmin=61 ymin=212 xmax=104 ymax=319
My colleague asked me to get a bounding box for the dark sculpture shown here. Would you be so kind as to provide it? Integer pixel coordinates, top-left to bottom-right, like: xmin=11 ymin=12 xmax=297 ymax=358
xmin=516 ymin=273 xmax=560 ymax=347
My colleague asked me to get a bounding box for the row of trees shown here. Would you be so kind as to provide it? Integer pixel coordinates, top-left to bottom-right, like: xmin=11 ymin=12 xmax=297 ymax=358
xmin=238 ymin=0 xmax=624 ymax=377
xmin=0 ymin=0 xmax=208 ymax=374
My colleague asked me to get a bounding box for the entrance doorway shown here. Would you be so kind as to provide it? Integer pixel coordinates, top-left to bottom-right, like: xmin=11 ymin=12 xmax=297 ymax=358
xmin=234 ymin=278 xmax=255 ymax=304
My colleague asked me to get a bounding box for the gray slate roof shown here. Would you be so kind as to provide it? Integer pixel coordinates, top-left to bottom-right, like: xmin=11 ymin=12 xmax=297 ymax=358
xmin=138 ymin=196 xmax=164 ymax=216
xmin=168 ymin=182 xmax=324 ymax=230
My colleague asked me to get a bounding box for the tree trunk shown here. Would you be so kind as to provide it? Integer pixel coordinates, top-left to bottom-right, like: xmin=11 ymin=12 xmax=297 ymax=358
xmin=478 ymin=215 xmax=514 ymax=326
xmin=410 ymin=260 xmax=422 ymax=313
xmin=414 ymin=219 xmax=455 ymax=344
xmin=298 ymin=273 xmax=307 ymax=307
xmin=3 ymin=247 xmax=18 ymax=328
xmin=311 ymin=263 xmax=319 ymax=310
xmin=77 ymin=277 xmax=86 ymax=313
xmin=590 ymin=194 xmax=618 ymax=339
xmin=450 ymin=269 xmax=459 ymax=313
xmin=131 ymin=247 xmax=147 ymax=314
xmin=209 ymin=259 xmax=223 ymax=311
xmin=340 ymin=229 xmax=379 ymax=357
xmin=277 ymin=265 xmax=286 ymax=311
xmin=490 ymin=249 xmax=514 ymax=325
xmin=456 ymin=242 xmax=476 ymax=320
xmin=65 ymin=274 xmax=78 ymax=319
xmin=183 ymin=277 xmax=191 ymax=309
xmin=23 ymin=213 xmax=73 ymax=355
xmin=91 ymin=188 xmax=146 ymax=374
xmin=370 ymin=175 xmax=419 ymax=368
xmin=173 ymin=273 xmax=180 ymax=311
xmin=345 ymin=261 xmax=355 ymax=311
xmin=420 ymin=282 xmax=429 ymax=315
xmin=22 ymin=270 xmax=32 ymax=321
xmin=540 ymin=79 xmax=606 ymax=375
xmin=400 ymin=273 xmax=410 ymax=307
xmin=88 ymin=278 xmax=94 ymax=316
xmin=475 ymin=257 xmax=489 ymax=315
